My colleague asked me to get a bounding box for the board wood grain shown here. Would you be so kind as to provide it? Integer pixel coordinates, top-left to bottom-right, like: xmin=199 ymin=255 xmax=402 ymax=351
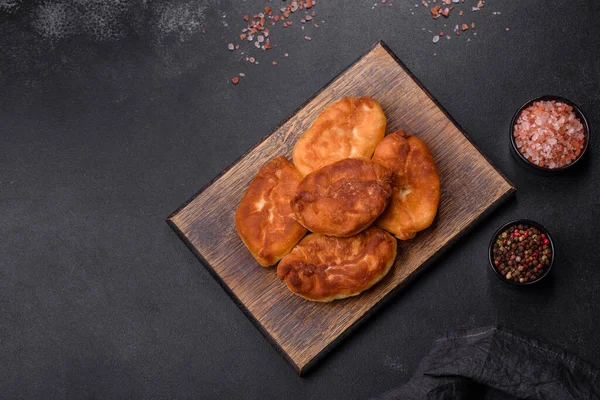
xmin=167 ymin=41 xmax=515 ymax=375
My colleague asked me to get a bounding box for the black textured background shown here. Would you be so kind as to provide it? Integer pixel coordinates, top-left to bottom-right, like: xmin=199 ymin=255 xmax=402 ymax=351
xmin=2 ymin=1 xmax=600 ymax=398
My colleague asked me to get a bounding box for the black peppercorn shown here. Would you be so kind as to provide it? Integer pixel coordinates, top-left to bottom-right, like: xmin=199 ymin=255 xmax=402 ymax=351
xmin=491 ymin=224 xmax=552 ymax=284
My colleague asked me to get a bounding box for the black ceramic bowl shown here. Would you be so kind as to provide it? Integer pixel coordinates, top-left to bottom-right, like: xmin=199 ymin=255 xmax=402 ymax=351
xmin=510 ymin=95 xmax=589 ymax=172
xmin=488 ymin=219 xmax=555 ymax=287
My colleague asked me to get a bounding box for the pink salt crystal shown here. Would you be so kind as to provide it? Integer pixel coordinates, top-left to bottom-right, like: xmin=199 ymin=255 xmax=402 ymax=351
xmin=513 ymin=100 xmax=585 ymax=168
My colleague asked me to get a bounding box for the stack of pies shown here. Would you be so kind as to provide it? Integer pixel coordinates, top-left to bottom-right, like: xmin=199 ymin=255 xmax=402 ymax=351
xmin=236 ymin=97 xmax=440 ymax=302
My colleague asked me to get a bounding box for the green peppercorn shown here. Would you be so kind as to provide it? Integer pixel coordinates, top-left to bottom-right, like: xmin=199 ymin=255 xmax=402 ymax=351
xmin=492 ymin=224 xmax=552 ymax=284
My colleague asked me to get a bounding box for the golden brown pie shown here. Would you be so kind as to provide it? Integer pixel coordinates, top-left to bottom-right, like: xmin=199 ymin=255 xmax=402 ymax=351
xmin=292 ymin=96 xmax=387 ymax=176
xmin=236 ymin=156 xmax=308 ymax=267
xmin=291 ymin=158 xmax=394 ymax=237
xmin=277 ymin=227 xmax=397 ymax=302
xmin=372 ymin=130 xmax=440 ymax=240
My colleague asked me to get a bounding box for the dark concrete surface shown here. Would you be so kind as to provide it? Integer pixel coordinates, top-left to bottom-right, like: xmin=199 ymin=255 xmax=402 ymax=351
xmin=1 ymin=1 xmax=599 ymax=398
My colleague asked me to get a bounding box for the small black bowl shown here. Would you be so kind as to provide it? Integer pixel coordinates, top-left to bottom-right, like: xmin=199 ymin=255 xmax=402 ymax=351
xmin=510 ymin=95 xmax=590 ymax=173
xmin=488 ymin=219 xmax=555 ymax=287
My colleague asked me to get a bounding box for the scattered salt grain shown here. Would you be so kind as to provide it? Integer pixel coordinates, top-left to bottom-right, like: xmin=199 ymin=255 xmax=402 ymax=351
xmin=227 ymin=0 xmax=321 ymax=85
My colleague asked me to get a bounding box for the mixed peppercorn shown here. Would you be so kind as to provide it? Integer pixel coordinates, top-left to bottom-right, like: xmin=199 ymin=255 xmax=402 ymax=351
xmin=492 ymin=224 xmax=552 ymax=284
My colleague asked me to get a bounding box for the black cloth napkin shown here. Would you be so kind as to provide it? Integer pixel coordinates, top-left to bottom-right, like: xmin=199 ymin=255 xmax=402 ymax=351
xmin=373 ymin=326 xmax=600 ymax=400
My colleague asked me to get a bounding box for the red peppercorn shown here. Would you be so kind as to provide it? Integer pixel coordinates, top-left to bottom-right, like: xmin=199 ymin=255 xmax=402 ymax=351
xmin=492 ymin=224 xmax=552 ymax=284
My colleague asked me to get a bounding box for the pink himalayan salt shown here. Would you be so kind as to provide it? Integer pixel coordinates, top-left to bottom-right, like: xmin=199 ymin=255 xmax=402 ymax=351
xmin=513 ymin=100 xmax=585 ymax=169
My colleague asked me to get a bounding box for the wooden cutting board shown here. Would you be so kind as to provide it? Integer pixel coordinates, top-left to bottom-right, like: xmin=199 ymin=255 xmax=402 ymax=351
xmin=167 ymin=41 xmax=515 ymax=375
